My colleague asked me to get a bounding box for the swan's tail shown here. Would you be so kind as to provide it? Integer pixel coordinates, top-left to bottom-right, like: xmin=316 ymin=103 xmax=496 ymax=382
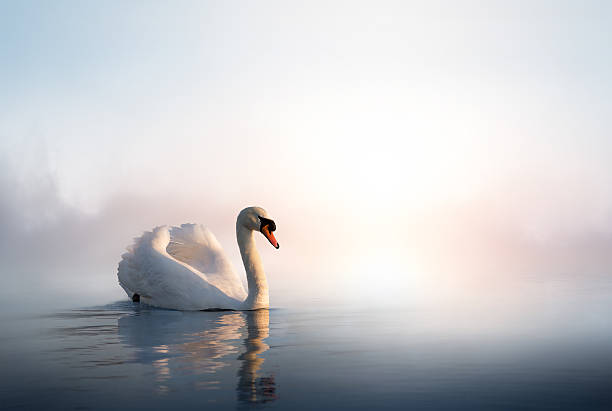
xmin=117 ymin=243 xmax=141 ymax=300
xmin=117 ymin=226 xmax=170 ymax=300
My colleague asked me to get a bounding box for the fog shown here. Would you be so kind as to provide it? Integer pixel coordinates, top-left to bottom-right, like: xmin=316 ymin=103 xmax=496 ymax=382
xmin=2 ymin=150 xmax=611 ymax=312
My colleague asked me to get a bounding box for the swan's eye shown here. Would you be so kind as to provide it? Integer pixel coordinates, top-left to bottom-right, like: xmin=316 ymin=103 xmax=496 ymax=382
xmin=258 ymin=216 xmax=276 ymax=232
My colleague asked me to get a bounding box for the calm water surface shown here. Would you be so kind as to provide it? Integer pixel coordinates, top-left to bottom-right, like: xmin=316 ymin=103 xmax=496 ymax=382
xmin=1 ymin=281 xmax=611 ymax=410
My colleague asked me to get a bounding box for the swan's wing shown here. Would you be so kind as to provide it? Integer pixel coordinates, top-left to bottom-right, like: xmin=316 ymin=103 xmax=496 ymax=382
xmin=117 ymin=226 xmax=246 ymax=310
xmin=166 ymin=224 xmax=246 ymax=299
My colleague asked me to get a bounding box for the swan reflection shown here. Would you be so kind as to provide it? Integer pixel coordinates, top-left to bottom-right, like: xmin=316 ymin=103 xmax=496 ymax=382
xmin=117 ymin=308 xmax=275 ymax=404
xmin=238 ymin=310 xmax=276 ymax=404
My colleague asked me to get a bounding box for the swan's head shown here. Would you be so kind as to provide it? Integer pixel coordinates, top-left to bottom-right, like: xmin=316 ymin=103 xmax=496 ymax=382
xmin=238 ymin=206 xmax=280 ymax=249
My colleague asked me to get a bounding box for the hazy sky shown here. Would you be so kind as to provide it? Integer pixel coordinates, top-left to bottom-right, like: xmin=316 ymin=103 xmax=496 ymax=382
xmin=1 ymin=1 xmax=611 ymax=309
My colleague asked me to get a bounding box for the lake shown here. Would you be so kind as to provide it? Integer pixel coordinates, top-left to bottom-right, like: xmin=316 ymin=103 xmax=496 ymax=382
xmin=1 ymin=276 xmax=611 ymax=410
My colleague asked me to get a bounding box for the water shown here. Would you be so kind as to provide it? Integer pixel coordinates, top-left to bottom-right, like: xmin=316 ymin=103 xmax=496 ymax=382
xmin=1 ymin=283 xmax=611 ymax=410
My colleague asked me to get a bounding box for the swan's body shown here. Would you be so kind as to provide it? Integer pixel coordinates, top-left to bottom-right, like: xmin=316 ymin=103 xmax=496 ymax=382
xmin=117 ymin=207 xmax=279 ymax=310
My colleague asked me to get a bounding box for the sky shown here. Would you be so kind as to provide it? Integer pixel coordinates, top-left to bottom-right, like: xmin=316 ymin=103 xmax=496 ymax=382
xmin=1 ymin=1 xmax=611 ymax=310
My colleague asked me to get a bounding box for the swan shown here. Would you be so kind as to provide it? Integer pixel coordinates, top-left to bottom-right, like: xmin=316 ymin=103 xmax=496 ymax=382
xmin=117 ymin=206 xmax=279 ymax=310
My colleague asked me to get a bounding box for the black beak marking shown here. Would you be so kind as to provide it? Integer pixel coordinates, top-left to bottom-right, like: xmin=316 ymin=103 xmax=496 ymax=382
xmin=258 ymin=216 xmax=276 ymax=232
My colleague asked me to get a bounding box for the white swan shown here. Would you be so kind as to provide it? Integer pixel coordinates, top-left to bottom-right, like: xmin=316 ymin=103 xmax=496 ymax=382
xmin=117 ymin=206 xmax=279 ymax=310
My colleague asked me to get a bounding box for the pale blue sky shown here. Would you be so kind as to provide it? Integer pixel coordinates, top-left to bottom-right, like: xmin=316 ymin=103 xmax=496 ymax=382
xmin=2 ymin=1 xmax=610 ymax=207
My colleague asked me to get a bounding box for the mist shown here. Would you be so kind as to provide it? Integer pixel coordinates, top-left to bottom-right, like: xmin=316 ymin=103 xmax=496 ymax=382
xmin=1 ymin=146 xmax=611 ymax=313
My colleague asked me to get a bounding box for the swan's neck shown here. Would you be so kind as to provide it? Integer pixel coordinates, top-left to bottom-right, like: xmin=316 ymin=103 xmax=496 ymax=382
xmin=237 ymin=225 xmax=269 ymax=310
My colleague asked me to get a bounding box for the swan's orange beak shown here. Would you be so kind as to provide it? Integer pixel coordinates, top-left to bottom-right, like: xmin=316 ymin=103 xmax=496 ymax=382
xmin=261 ymin=225 xmax=279 ymax=249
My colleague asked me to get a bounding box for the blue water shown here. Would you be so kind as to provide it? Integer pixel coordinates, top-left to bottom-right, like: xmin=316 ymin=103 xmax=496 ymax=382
xmin=1 ymin=286 xmax=611 ymax=410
